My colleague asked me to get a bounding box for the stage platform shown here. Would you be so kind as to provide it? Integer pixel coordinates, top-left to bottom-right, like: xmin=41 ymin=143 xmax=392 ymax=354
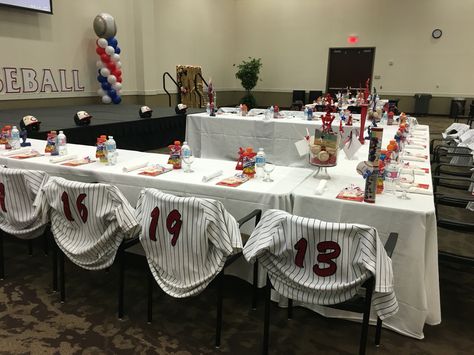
xmin=0 ymin=104 xmax=204 ymax=151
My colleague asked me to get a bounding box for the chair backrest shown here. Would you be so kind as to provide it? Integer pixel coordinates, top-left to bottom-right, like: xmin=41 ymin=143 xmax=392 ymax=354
xmin=243 ymin=210 xmax=398 ymax=320
xmin=292 ymin=90 xmax=306 ymax=105
xmin=0 ymin=166 xmax=49 ymax=239
xmin=308 ymin=90 xmax=323 ymax=103
xmin=136 ymin=188 xmax=242 ymax=298
xmin=41 ymin=177 xmax=139 ymax=270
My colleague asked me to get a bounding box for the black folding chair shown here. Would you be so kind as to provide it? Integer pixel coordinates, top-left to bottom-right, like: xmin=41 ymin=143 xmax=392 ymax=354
xmin=262 ymin=233 xmax=398 ymax=355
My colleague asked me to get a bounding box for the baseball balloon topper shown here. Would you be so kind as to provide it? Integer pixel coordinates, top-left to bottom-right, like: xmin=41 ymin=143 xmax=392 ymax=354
xmin=94 ymin=13 xmax=123 ymax=105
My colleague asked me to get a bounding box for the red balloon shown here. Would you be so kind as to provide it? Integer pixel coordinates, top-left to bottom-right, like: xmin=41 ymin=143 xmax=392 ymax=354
xmin=116 ymin=76 xmax=122 ymax=83
xmin=96 ymin=46 xmax=105 ymax=55
xmin=100 ymin=54 xmax=110 ymax=63
xmin=107 ymin=62 xmax=116 ymax=71
xmin=113 ymin=70 xmax=122 ymax=77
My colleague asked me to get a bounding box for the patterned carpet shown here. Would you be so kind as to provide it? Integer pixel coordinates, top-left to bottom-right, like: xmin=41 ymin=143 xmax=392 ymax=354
xmin=0 ymin=236 xmax=473 ymax=355
xmin=0 ymin=116 xmax=473 ymax=354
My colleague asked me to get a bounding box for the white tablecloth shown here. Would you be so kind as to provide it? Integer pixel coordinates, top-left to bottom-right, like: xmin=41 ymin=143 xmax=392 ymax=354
xmin=0 ymin=139 xmax=313 ymax=284
xmin=291 ymin=124 xmax=440 ymax=339
xmin=186 ymin=112 xmax=360 ymax=167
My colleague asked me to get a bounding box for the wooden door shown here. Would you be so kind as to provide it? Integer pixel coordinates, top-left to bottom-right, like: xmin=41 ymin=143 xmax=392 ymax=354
xmin=326 ymin=47 xmax=375 ymax=95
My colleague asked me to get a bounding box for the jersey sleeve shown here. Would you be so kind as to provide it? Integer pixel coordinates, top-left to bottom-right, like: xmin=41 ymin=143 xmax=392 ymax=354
xmin=203 ymin=199 xmax=242 ymax=256
xmin=109 ymin=185 xmax=140 ymax=238
xmin=243 ymin=209 xmax=287 ymax=263
xmin=354 ymin=225 xmax=399 ymax=319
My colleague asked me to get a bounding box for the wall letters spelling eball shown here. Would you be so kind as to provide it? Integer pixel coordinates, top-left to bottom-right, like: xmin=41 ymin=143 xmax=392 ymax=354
xmin=93 ymin=13 xmax=123 ymax=105
xmin=0 ymin=68 xmax=84 ymax=94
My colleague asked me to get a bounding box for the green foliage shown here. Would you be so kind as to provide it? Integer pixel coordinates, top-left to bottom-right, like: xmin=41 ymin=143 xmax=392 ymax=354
xmin=240 ymin=93 xmax=257 ymax=109
xmin=234 ymin=57 xmax=262 ymax=92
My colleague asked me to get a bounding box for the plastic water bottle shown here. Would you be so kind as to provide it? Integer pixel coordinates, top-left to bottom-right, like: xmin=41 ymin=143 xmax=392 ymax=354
xmin=10 ymin=126 xmax=20 ymax=150
xmin=57 ymin=130 xmax=67 ymax=156
xmin=270 ymin=106 xmax=274 ymax=119
xmin=181 ymin=141 xmax=191 ymax=159
xmin=255 ymin=148 xmax=266 ymax=179
xmin=206 ymin=103 xmax=211 ymax=115
xmin=105 ymin=136 xmax=117 ymax=166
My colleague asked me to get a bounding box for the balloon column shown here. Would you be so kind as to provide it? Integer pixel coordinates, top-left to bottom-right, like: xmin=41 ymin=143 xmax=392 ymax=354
xmin=93 ymin=13 xmax=123 ymax=104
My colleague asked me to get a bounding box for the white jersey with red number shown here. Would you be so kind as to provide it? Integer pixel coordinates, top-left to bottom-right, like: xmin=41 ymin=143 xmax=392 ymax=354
xmin=0 ymin=166 xmax=49 ymax=239
xmin=136 ymin=188 xmax=242 ymax=298
xmin=41 ymin=177 xmax=140 ymax=270
xmin=243 ymin=209 xmax=398 ymax=320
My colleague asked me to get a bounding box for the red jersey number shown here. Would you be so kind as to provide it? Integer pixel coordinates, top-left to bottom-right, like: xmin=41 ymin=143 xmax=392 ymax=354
xmin=294 ymin=238 xmax=341 ymax=277
xmin=149 ymin=207 xmax=182 ymax=246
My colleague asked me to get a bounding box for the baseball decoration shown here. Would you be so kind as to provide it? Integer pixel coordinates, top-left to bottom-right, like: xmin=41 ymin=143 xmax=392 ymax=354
xmin=93 ymin=13 xmax=123 ymax=105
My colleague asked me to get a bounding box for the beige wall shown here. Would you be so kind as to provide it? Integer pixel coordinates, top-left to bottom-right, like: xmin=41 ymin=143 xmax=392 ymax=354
xmin=0 ymin=0 xmax=139 ymax=100
xmin=234 ymin=0 xmax=474 ymax=98
xmin=1 ymin=0 xmax=473 ymax=114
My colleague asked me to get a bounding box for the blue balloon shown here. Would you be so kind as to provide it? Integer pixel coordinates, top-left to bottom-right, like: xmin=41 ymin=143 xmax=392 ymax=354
xmin=108 ymin=37 xmax=118 ymax=48
xmin=101 ymin=82 xmax=111 ymax=91
xmin=112 ymin=95 xmax=122 ymax=104
xmin=115 ymin=47 xmax=121 ymax=54
xmin=108 ymin=89 xmax=117 ymax=99
xmin=97 ymin=75 xmax=107 ymax=83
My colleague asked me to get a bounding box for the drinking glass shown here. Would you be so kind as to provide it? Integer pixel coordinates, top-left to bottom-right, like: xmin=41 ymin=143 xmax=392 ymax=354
xmin=263 ymin=163 xmax=275 ymax=182
xmin=183 ymin=155 xmax=195 ymax=173
xmin=397 ymin=167 xmax=415 ymax=199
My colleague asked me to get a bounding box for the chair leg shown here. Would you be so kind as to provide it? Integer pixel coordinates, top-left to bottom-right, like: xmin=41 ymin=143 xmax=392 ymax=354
xmin=287 ymin=298 xmax=293 ymax=320
xmin=252 ymin=262 xmax=258 ymax=310
xmin=118 ymin=249 xmax=125 ymax=320
xmin=27 ymin=239 xmax=33 ymax=256
xmin=59 ymin=249 xmax=65 ymax=303
xmin=0 ymin=231 xmax=4 ymax=280
xmin=43 ymin=233 xmax=48 ymax=256
xmin=375 ymin=317 xmax=383 ymax=346
xmin=215 ymin=272 xmax=224 ymax=348
xmin=359 ymin=282 xmax=374 ymax=355
xmin=262 ymin=277 xmax=271 ymax=355
xmin=147 ymin=269 xmax=153 ymax=323
xmin=52 ymin=242 xmax=58 ymax=292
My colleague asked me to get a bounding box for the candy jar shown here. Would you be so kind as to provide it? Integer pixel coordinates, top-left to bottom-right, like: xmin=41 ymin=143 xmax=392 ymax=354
xmin=387 ymin=111 xmax=394 ymax=125
xmin=242 ymin=147 xmax=257 ymax=177
xmin=45 ymin=130 xmax=58 ymax=155
xmin=96 ymin=136 xmax=108 ymax=163
xmin=168 ymin=140 xmax=182 ymax=169
xmin=309 ymin=111 xmax=340 ymax=168
xmin=1 ymin=126 xmax=12 ymax=150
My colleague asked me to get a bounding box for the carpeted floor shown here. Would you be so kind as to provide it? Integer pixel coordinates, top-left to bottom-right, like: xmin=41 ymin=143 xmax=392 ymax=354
xmin=0 ymin=115 xmax=472 ymax=355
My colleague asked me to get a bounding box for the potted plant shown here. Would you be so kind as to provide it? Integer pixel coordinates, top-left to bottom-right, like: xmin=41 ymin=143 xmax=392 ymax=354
xmin=234 ymin=57 xmax=262 ymax=109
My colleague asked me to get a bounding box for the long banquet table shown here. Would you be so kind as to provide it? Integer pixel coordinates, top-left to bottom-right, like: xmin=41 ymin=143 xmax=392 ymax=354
xmin=291 ymin=124 xmax=440 ymax=339
xmin=0 ymin=124 xmax=440 ymax=339
xmin=186 ymin=112 xmax=361 ymax=167
xmin=0 ymin=139 xmax=313 ymax=284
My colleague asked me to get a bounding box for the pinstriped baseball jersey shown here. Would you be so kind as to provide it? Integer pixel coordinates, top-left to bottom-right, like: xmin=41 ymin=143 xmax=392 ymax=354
xmin=0 ymin=166 xmax=49 ymax=239
xmin=40 ymin=177 xmax=140 ymax=270
xmin=136 ymin=188 xmax=242 ymax=298
xmin=243 ymin=209 xmax=398 ymax=320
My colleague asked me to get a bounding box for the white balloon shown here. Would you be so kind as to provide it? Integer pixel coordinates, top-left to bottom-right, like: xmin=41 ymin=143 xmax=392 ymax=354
xmin=112 ymin=82 xmax=122 ymax=90
xmin=102 ymin=95 xmax=112 ymax=104
xmin=111 ymin=53 xmax=120 ymax=62
xmin=97 ymin=88 xmax=106 ymax=96
xmin=105 ymin=46 xmax=115 ymax=55
xmin=100 ymin=68 xmax=110 ymax=77
xmin=96 ymin=60 xmax=104 ymax=69
xmin=116 ymin=61 xmax=122 ymax=69
xmin=107 ymin=75 xmax=117 ymax=84
xmin=97 ymin=38 xmax=108 ymax=49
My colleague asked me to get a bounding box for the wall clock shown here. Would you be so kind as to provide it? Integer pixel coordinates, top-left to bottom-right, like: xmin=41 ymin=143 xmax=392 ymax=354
xmin=432 ymin=29 xmax=442 ymax=39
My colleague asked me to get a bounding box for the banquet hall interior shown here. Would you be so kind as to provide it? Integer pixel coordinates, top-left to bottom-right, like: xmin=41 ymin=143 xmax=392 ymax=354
xmin=0 ymin=0 xmax=473 ymax=354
